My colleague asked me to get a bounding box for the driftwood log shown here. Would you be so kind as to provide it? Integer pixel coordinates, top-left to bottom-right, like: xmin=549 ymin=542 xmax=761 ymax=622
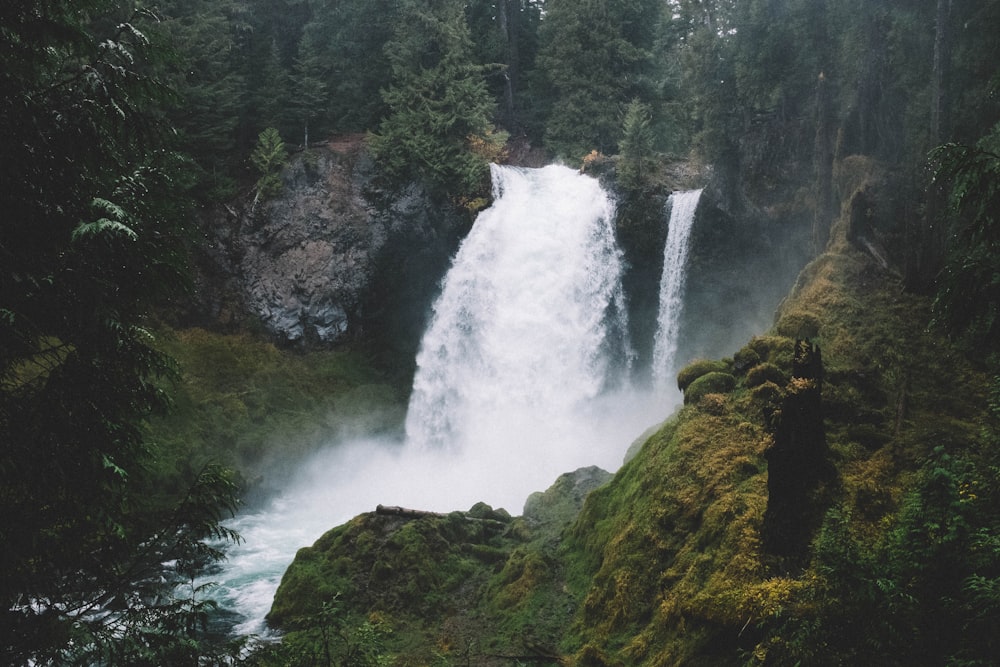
xmin=374 ymin=504 xmax=510 ymax=526
xmin=375 ymin=504 xmax=447 ymax=519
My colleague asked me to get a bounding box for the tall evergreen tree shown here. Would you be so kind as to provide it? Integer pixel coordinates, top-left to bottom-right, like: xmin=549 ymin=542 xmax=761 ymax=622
xmin=291 ymin=27 xmax=330 ymax=147
xmin=538 ymin=0 xmax=662 ymax=161
xmin=0 ymin=2 xmax=241 ymax=661
xmin=370 ymin=0 xmax=500 ymax=200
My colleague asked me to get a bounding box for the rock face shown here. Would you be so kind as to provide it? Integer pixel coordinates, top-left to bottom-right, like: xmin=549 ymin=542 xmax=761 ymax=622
xmin=522 ymin=465 xmax=612 ymax=530
xmin=188 ymin=138 xmax=380 ymax=344
xmin=187 ymin=137 xmax=466 ymax=351
xmin=240 ymin=146 xmax=375 ymax=344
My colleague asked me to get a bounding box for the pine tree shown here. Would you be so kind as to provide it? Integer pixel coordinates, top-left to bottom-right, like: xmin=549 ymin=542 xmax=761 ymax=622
xmin=370 ymin=0 xmax=500 ymax=200
xmin=538 ymin=0 xmax=662 ymax=161
xmin=251 ymin=126 xmax=288 ymax=206
xmin=0 ymin=2 xmax=241 ymax=661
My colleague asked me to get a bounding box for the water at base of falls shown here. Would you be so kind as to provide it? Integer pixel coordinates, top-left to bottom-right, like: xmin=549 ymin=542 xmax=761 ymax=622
xmin=205 ymin=165 xmax=672 ymax=637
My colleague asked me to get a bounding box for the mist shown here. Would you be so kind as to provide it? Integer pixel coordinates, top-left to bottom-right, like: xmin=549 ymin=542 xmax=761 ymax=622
xmin=208 ymin=165 xmax=809 ymax=637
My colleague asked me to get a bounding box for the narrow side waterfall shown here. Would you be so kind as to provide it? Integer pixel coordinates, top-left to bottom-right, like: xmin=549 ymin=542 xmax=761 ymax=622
xmin=405 ymin=164 xmax=632 ymax=452
xmin=209 ymin=164 xmax=661 ymax=636
xmin=652 ymin=189 xmax=703 ymax=388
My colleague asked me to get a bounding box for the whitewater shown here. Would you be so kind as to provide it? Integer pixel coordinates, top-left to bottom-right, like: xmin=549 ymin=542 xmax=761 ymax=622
xmin=206 ymin=165 xmax=680 ymax=636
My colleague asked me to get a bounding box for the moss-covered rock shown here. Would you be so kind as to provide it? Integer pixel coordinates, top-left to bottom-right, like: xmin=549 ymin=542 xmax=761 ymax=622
xmin=684 ymin=371 xmax=736 ymax=404
xmin=776 ymin=310 xmax=822 ymax=339
xmin=260 ymin=209 xmax=995 ymax=667
xmin=745 ymin=362 xmax=787 ymax=388
xmin=733 ymin=345 xmax=762 ymax=374
xmin=677 ymin=359 xmax=730 ymax=392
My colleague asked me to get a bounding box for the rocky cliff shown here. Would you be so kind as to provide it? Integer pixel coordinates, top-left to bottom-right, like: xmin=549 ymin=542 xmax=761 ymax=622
xmin=186 ymin=137 xmax=468 ymax=357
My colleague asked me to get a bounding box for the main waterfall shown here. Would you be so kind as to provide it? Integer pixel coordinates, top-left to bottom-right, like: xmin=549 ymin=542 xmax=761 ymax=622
xmin=207 ymin=164 xmax=662 ymax=636
xmin=652 ymin=189 xmax=703 ymax=388
xmin=405 ymin=164 xmax=632 ymax=452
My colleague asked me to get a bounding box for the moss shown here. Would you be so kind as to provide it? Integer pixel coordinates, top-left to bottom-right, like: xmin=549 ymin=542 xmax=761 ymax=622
xmin=746 ymin=335 xmax=796 ymax=370
xmin=259 ymin=198 xmax=997 ymax=666
xmin=775 ymin=310 xmax=822 ymax=339
xmin=697 ymin=393 xmax=728 ymax=415
xmin=733 ymin=345 xmax=762 ymax=374
xmin=148 ymin=327 xmax=405 ymax=497
xmin=685 ymin=371 xmax=736 ymax=404
xmin=677 ymin=359 xmax=730 ymax=392
xmin=745 ymin=362 xmax=787 ymax=388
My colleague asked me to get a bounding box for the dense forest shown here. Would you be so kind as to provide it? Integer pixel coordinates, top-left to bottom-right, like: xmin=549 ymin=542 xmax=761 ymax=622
xmin=2 ymin=0 xmax=1000 ymax=664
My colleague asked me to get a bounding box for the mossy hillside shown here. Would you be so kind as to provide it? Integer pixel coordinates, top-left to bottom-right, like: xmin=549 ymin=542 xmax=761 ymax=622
xmin=148 ymin=327 xmax=405 ymax=499
xmin=257 ymin=227 xmax=995 ymax=665
xmin=558 ymin=231 xmax=992 ymax=664
xmin=267 ymin=471 xmax=608 ymax=666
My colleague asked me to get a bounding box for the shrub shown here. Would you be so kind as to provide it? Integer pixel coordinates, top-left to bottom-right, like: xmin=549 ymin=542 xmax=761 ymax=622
xmin=776 ymin=311 xmax=822 ymax=339
xmin=746 ymin=362 xmax=787 ymax=388
xmin=747 ymin=335 xmax=796 ymax=369
xmin=697 ymin=393 xmax=728 ymax=415
xmin=677 ymin=359 xmax=730 ymax=392
xmin=685 ymin=372 xmax=736 ymax=404
xmin=733 ymin=346 xmax=762 ymax=373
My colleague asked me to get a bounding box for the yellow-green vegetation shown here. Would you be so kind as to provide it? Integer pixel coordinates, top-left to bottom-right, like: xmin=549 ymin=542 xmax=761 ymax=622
xmin=260 ymin=221 xmax=1000 ymax=666
xmin=557 ymin=225 xmax=997 ymax=665
xmin=148 ymin=327 xmax=405 ymax=498
xmin=677 ymin=359 xmax=731 ymax=392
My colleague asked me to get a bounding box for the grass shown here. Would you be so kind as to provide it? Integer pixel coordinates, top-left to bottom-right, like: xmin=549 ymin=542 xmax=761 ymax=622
xmin=146 ymin=327 xmax=406 ymax=500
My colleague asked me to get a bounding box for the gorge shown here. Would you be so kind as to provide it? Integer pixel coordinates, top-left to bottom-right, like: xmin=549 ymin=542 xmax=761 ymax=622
xmin=210 ymin=164 xmax=722 ymax=637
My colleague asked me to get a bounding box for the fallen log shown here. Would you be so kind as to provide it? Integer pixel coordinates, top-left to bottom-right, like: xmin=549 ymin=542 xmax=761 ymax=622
xmin=374 ymin=504 xmax=511 ymax=526
xmin=375 ymin=504 xmax=447 ymax=519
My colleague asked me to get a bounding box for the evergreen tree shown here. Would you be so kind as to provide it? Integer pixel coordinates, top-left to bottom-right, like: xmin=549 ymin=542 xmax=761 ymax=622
xmin=251 ymin=127 xmax=288 ymax=205
xmin=538 ymin=0 xmax=662 ymax=161
xmin=291 ymin=28 xmax=330 ymax=147
xmin=618 ymin=99 xmax=656 ymax=190
xmin=156 ymin=0 xmax=248 ymax=199
xmin=0 ymin=2 xmax=241 ymax=661
xmin=370 ymin=0 xmax=500 ymax=200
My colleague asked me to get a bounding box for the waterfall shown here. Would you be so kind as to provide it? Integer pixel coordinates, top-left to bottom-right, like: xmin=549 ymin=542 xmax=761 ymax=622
xmin=207 ymin=164 xmax=661 ymax=636
xmin=405 ymin=164 xmax=632 ymax=453
xmin=652 ymin=189 xmax=703 ymax=388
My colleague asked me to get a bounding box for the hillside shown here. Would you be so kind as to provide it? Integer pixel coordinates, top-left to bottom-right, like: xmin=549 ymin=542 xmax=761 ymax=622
xmin=263 ymin=197 xmax=999 ymax=666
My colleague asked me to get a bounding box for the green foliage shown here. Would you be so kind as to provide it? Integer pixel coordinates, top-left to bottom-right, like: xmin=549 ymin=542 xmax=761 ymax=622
xmin=370 ymin=0 xmax=498 ymax=201
xmin=677 ymin=358 xmax=730 ymax=392
xmin=684 ymin=371 xmax=737 ymax=404
xmin=149 ymin=328 xmax=405 ymax=492
xmin=250 ymin=126 xmax=288 ymax=202
xmin=0 ymin=4 xmax=246 ymax=661
xmin=618 ymin=99 xmax=656 ymax=191
xmin=537 ymin=0 xmax=662 ymax=161
xmin=931 ymin=121 xmax=1000 ymax=354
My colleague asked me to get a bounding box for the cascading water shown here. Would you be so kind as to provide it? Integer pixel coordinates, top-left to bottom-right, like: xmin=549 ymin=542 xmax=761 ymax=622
xmin=206 ymin=164 xmax=661 ymax=636
xmin=652 ymin=189 xmax=703 ymax=389
xmin=405 ymin=164 xmax=632 ymax=453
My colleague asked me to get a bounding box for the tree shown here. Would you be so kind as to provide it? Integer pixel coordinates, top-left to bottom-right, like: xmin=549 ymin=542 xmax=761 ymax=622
xmin=930 ymin=121 xmax=1000 ymax=354
xmin=155 ymin=0 xmax=248 ymax=200
xmin=618 ymin=99 xmax=656 ymax=190
xmin=370 ymin=0 xmax=501 ymax=200
xmin=538 ymin=0 xmax=663 ymax=161
xmin=0 ymin=1 xmax=241 ymax=661
xmin=467 ymin=0 xmax=546 ymax=137
xmin=251 ymin=126 xmax=288 ymax=206
xmin=291 ymin=28 xmax=330 ymax=148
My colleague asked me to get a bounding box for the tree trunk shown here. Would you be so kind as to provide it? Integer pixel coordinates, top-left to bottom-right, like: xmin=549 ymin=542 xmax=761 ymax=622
xmin=930 ymin=0 xmax=951 ymax=145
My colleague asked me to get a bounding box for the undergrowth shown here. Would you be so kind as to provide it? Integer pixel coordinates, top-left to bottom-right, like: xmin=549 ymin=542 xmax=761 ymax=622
xmin=147 ymin=327 xmax=405 ymax=501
